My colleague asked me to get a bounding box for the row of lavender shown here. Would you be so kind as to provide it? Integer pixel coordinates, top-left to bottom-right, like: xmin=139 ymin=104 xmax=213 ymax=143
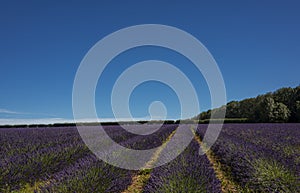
xmin=196 ymin=123 xmax=300 ymax=192
xmin=143 ymin=135 xmax=221 ymax=192
xmin=40 ymin=124 xmax=177 ymax=192
xmin=0 ymin=124 xmax=176 ymax=192
xmin=0 ymin=126 xmax=89 ymax=191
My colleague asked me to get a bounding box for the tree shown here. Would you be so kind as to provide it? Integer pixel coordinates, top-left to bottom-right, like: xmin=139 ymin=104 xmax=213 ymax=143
xmin=239 ymin=98 xmax=256 ymax=120
xmin=296 ymin=101 xmax=300 ymax=122
xmin=273 ymin=87 xmax=294 ymax=106
xmin=257 ymin=97 xmax=276 ymax=122
xmin=211 ymin=105 xmax=226 ymax=119
xmin=272 ymin=102 xmax=290 ymax=122
xmin=255 ymin=97 xmax=290 ymax=122
xmin=273 ymin=86 xmax=299 ymax=122
xmin=226 ymin=101 xmax=240 ymax=118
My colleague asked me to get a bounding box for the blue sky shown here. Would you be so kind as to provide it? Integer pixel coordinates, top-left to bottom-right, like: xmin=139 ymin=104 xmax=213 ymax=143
xmin=0 ymin=1 xmax=300 ymax=124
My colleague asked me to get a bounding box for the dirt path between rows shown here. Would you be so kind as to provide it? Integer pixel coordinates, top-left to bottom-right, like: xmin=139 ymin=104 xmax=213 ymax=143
xmin=122 ymin=129 xmax=177 ymax=193
xmin=193 ymin=133 xmax=241 ymax=193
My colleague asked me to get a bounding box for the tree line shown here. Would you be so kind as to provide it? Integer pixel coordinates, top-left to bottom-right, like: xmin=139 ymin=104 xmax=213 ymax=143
xmin=196 ymin=86 xmax=300 ymax=123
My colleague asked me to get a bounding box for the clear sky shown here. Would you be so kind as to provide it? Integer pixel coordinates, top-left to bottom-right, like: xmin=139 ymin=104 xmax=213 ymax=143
xmin=0 ymin=1 xmax=299 ymax=124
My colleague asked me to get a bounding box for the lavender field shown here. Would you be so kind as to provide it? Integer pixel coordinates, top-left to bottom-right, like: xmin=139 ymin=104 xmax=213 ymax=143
xmin=1 ymin=124 xmax=299 ymax=193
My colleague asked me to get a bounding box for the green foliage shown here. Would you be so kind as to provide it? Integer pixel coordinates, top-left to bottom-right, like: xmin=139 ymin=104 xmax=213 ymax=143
xmin=211 ymin=105 xmax=226 ymax=119
xmin=194 ymin=85 xmax=300 ymax=123
xmin=250 ymin=158 xmax=299 ymax=192
xmin=198 ymin=118 xmax=248 ymax=124
xmin=296 ymin=101 xmax=300 ymax=121
xmin=226 ymin=101 xmax=240 ymax=118
xmin=273 ymin=102 xmax=290 ymax=122
xmin=255 ymin=97 xmax=290 ymax=122
xmin=138 ymin=168 xmax=152 ymax=175
xmin=157 ymin=174 xmax=206 ymax=193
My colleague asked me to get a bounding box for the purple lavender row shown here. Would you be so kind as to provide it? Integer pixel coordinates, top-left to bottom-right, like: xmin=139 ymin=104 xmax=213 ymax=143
xmin=0 ymin=125 xmax=166 ymax=191
xmin=39 ymin=154 xmax=135 ymax=193
xmin=143 ymin=138 xmax=221 ymax=193
xmin=0 ymin=127 xmax=90 ymax=191
xmin=196 ymin=124 xmax=300 ymax=192
xmin=213 ymin=124 xmax=300 ymax=179
xmin=219 ymin=123 xmax=300 ymax=175
xmin=37 ymin=124 xmax=178 ymax=192
xmin=118 ymin=124 xmax=177 ymax=150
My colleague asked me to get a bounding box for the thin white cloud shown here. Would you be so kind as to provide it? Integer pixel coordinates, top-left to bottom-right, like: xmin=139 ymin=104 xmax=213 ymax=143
xmin=0 ymin=108 xmax=56 ymax=117
xmin=0 ymin=108 xmax=24 ymax=114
